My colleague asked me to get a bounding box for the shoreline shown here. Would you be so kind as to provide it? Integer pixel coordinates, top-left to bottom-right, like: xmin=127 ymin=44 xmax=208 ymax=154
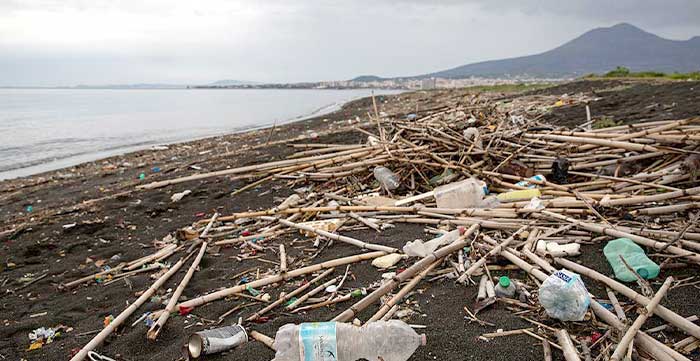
xmin=0 ymin=89 xmax=403 ymax=180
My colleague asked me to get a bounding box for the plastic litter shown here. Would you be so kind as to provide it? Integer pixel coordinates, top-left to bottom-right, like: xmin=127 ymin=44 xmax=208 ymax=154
xmin=515 ymin=174 xmax=546 ymax=188
xmin=538 ymin=269 xmax=590 ymax=321
xmin=494 ymin=276 xmax=517 ymax=298
xmin=170 ymin=190 xmax=192 ymax=203
xmin=603 ymin=238 xmax=660 ymax=282
xmin=463 ymin=127 xmax=483 ymax=149
xmin=536 ymin=240 xmax=581 ymax=257
xmin=188 ymin=324 xmax=248 ymax=358
xmin=403 ymin=228 xmax=462 ymax=257
xmin=373 ymin=166 xmax=400 ymax=191
xmin=434 ymin=178 xmax=488 ymax=209
xmin=496 ymin=189 xmax=541 ymax=202
xmin=273 ymin=320 xmax=425 ymax=361
xmin=551 ymin=157 xmax=569 ymax=184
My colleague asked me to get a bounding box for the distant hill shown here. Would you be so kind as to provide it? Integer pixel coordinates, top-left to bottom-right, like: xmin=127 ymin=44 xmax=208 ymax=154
xmin=426 ymin=23 xmax=700 ymax=79
xmin=350 ymin=75 xmax=386 ymax=82
xmin=209 ymin=79 xmax=259 ymax=86
xmin=354 ymin=23 xmax=700 ymax=80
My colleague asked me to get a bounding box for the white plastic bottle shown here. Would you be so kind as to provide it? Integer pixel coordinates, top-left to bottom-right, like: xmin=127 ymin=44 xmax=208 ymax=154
xmin=433 ymin=178 xmax=487 ymax=208
xmin=373 ymin=167 xmax=400 ymax=191
xmin=273 ymin=320 xmax=426 ymax=361
xmin=538 ymin=269 xmax=590 ymax=321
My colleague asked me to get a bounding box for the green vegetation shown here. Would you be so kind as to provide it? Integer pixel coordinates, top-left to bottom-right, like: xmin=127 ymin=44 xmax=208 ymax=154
xmin=593 ymin=116 xmax=622 ymax=129
xmin=459 ymin=82 xmax=553 ymax=93
xmin=585 ymin=66 xmax=700 ymax=80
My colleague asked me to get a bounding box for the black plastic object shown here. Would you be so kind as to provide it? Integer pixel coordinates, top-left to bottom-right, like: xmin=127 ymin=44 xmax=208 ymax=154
xmin=551 ymin=157 xmax=569 ymax=184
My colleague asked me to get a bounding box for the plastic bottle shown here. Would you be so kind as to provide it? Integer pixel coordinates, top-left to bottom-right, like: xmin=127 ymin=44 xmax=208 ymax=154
xmin=373 ymin=167 xmax=400 ymax=191
xmin=403 ymin=228 xmax=463 ymax=257
xmin=603 ymin=238 xmax=660 ymax=282
xmin=494 ymin=276 xmax=517 ymax=298
xmin=434 ymin=178 xmax=488 ymax=208
xmin=273 ymin=320 xmax=426 ymax=361
xmin=538 ymin=269 xmax=590 ymax=321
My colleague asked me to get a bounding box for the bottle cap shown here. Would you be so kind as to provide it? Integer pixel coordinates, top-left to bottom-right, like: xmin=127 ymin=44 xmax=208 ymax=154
xmin=637 ymin=268 xmax=649 ymax=278
xmin=420 ymin=334 xmax=427 ymax=346
xmin=499 ymin=276 xmax=511 ymax=288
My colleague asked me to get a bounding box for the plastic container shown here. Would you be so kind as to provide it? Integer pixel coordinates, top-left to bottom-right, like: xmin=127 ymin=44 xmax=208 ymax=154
xmin=538 ymin=269 xmax=590 ymax=321
xmin=536 ymin=240 xmax=581 ymax=257
xmin=373 ymin=167 xmax=400 ymax=191
xmin=496 ymin=189 xmax=541 ymax=202
xmin=434 ymin=178 xmax=488 ymax=209
xmin=494 ymin=276 xmax=517 ymax=298
xmin=188 ymin=324 xmax=248 ymax=358
xmin=603 ymin=238 xmax=660 ymax=282
xmin=273 ymin=320 xmax=426 ymax=361
xmin=463 ymin=127 xmax=483 ymax=148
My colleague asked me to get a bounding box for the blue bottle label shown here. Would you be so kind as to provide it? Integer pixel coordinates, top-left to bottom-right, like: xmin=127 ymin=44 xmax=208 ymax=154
xmin=299 ymin=322 xmax=338 ymax=361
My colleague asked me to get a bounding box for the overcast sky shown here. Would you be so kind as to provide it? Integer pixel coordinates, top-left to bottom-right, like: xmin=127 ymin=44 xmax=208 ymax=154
xmin=1 ymin=0 xmax=699 ymax=86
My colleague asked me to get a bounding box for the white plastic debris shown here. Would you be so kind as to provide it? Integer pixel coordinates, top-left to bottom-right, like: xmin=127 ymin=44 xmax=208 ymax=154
xmin=170 ymin=190 xmax=192 ymax=203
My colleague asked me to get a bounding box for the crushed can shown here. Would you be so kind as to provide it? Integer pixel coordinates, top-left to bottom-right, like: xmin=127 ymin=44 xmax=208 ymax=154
xmin=188 ymin=324 xmax=248 ymax=358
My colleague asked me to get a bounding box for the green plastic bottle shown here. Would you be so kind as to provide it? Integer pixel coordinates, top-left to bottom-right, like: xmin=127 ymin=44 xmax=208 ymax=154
xmin=603 ymin=238 xmax=660 ymax=282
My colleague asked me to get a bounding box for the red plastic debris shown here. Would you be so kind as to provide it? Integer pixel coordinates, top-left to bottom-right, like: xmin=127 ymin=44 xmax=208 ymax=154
xmin=590 ymin=331 xmax=602 ymax=343
xmin=179 ymin=305 xmax=194 ymax=316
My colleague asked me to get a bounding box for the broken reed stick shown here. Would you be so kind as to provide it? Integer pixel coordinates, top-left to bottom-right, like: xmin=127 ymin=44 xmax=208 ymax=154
xmin=543 ymin=339 xmax=553 ymax=361
xmin=541 ymin=211 xmax=700 ymax=264
xmin=286 ymin=277 xmax=339 ymax=310
xmin=69 ymin=254 xmax=191 ymax=361
xmin=610 ymin=276 xmax=674 ymax=361
xmin=556 ymin=329 xmax=582 ymax=361
xmin=274 ymin=218 xmax=398 ymax=253
xmin=250 ymin=330 xmax=276 ymax=351
xmin=606 ymin=287 xmax=627 ymax=323
xmin=367 ymin=259 xmax=441 ymax=322
xmin=457 ymin=226 xmax=525 ymax=283
xmin=599 ymin=185 xmax=700 ymax=207
xmin=279 ymin=244 xmax=287 ymax=273
xmin=147 ymin=241 xmax=208 ymax=340
xmin=577 ymin=118 xmax=696 ymax=152
xmin=555 ymin=257 xmax=700 ymax=340
xmin=523 ymin=133 xmax=660 ymax=153
xmin=332 ymin=224 xmax=479 ymax=322
xmin=246 ymin=268 xmax=334 ymax=322
xmin=177 ymin=251 xmax=387 ymax=309
xmin=125 ymin=243 xmax=178 ymax=271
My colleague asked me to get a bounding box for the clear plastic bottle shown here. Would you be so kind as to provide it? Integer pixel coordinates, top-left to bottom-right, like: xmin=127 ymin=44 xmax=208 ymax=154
xmin=603 ymin=238 xmax=660 ymax=282
xmin=273 ymin=320 xmax=426 ymax=361
xmin=494 ymin=276 xmax=517 ymax=298
xmin=434 ymin=178 xmax=487 ymax=208
xmin=373 ymin=167 xmax=400 ymax=191
xmin=538 ymin=269 xmax=590 ymax=321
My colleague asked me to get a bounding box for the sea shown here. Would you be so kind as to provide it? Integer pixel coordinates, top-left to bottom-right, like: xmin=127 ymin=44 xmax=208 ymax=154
xmin=0 ymin=88 xmax=402 ymax=180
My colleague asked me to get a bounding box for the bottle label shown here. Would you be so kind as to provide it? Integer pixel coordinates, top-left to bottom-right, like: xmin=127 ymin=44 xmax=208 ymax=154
xmin=553 ymin=270 xmax=576 ymax=287
xmin=299 ymin=322 xmax=338 ymax=361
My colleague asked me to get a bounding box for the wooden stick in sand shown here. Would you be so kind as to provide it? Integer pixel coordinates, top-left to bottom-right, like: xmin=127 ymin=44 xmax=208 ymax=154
xmin=367 ymin=259 xmax=441 ymax=322
xmin=177 ymin=251 xmax=387 ymax=310
xmin=332 ymin=224 xmax=479 ymax=322
xmin=286 ymin=277 xmax=339 ymax=310
xmin=250 ymin=330 xmax=276 ymax=351
xmin=147 ymin=241 xmax=207 ymax=340
xmin=556 ymin=329 xmax=581 ymax=361
xmin=610 ymin=276 xmax=674 ymax=361
xmin=279 ymin=244 xmax=287 ymax=273
xmin=273 ymin=217 xmax=398 ymax=253
xmin=69 ymin=253 xmax=192 ymax=361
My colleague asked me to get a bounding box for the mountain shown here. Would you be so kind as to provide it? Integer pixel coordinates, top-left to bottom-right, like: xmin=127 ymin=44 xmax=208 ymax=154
xmin=355 ymin=23 xmax=700 ymax=80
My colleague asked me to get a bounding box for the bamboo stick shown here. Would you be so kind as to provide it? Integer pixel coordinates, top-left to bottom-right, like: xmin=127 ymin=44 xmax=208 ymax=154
xmin=69 ymin=254 xmax=190 ymax=361
xmin=556 ymin=329 xmax=581 ymax=361
xmin=274 ymin=218 xmax=398 ymax=253
xmin=610 ymin=277 xmax=674 ymax=361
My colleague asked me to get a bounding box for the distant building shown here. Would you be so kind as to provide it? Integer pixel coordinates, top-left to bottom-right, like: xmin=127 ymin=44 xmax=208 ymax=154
xmin=421 ymin=77 xmax=436 ymax=90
